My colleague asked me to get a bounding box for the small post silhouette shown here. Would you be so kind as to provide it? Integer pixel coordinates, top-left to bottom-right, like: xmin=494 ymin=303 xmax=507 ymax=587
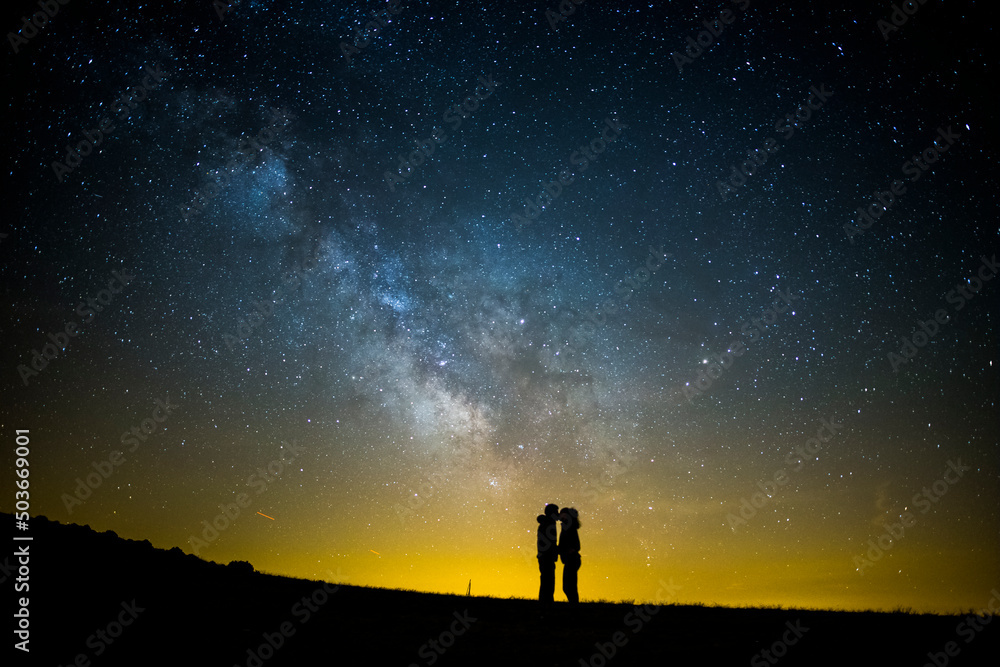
xmin=466 ymin=579 xmax=471 ymax=596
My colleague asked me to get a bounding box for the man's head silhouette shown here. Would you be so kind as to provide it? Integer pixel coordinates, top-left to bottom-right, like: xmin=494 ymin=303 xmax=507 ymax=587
xmin=544 ymin=503 xmax=559 ymax=517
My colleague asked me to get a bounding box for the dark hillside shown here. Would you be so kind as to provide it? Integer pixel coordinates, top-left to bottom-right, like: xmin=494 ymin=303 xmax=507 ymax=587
xmin=5 ymin=513 xmax=997 ymax=666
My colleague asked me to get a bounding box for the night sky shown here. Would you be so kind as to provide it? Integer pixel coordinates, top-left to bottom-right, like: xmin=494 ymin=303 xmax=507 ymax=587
xmin=2 ymin=0 xmax=997 ymax=615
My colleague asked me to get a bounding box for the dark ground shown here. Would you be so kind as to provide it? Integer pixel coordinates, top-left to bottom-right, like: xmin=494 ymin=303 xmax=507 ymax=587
xmin=4 ymin=513 xmax=997 ymax=666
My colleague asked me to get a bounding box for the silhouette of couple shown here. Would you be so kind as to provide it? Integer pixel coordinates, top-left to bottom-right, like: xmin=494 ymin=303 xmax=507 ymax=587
xmin=536 ymin=503 xmax=581 ymax=604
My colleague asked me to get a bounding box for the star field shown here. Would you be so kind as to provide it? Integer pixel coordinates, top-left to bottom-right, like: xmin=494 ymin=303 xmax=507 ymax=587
xmin=1 ymin=0 xmax=997 ymax=614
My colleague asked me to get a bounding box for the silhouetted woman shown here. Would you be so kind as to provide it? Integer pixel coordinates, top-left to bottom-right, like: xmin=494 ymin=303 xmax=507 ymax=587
xmin=558 ymin=507 xmax=581 ymax=604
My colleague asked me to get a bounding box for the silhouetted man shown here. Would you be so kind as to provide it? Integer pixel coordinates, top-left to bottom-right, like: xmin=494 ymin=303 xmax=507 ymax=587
xmin=537 ymin=503 xmax=559 ymax=603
